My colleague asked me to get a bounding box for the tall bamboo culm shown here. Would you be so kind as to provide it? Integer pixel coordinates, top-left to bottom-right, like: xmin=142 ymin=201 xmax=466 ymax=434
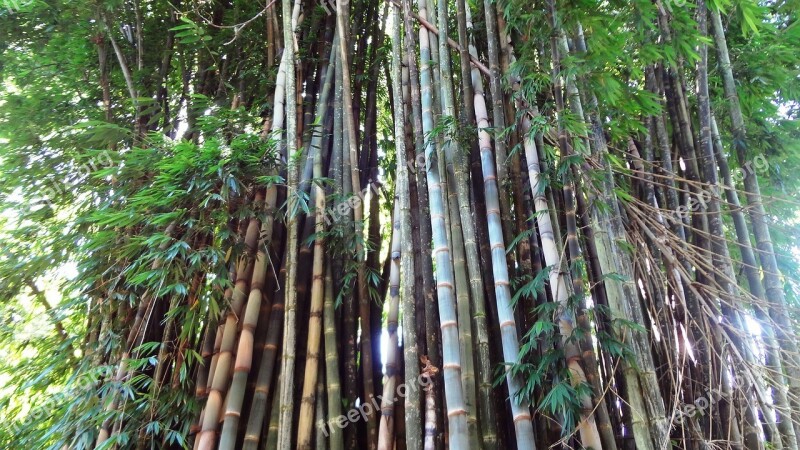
xmin=335 ymin=0 xmax=377 ymax=444
xmin=434 ymin=0 xmax=481 ymax=444
xmin=710 ymin=8 xmax=800 ymax=438
xmin=276 ymin=0 xmax=301 ymax=444
xmin=416 ymin=0 xmax=469 ymax=444
xmin=400 ymin=1 xmax=434 ymax=446
xmin=196 ymin=200 xmax=261 ymax=450
xmin=295 ymin=45 xmax=335 ymax=449
xmin=323 ymin=264 xmax=344 ymax=450
xmin=458 ymin=4 xmax=498 ymax=448
xmin=377 ymin=201 xmax=402 ymax=450
xmin=217 ymin=183 xmax=279 ymax=449
xmin=467 ymin=29 xmax=537 ymax=450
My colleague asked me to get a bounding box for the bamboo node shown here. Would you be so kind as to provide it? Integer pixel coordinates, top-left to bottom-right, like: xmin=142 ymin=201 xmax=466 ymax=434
xmin=447 ymin=408 xmax=468 ymax=417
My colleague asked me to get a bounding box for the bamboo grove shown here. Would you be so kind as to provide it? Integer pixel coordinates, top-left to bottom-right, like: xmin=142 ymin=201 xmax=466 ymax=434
xmin=1 ymin=0 xmax=800 ymax=449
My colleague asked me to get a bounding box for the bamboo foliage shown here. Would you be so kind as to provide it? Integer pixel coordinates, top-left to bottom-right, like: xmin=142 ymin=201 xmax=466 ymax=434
xmin=96 ymin=223 xmax=176 ymax=448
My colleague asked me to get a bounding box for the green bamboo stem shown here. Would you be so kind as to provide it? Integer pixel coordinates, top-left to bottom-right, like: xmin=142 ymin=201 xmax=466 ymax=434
xmin=554 ymin=30 xmax=624 ymax=450
xmin=335 ymin=0 xmax=377 ymax=444
xmin=460 ymin=8 xmax=501 ymax=447
xmin=197 ymin=207 xmax=262 ymax=449
xmin=195 ymin=317 xmax=217 ymax=403
xmin=323 ymin=263 xmax=344 ymax=450
xmin=481 ymin=0 xmax=514 ymax=251
xmin=696 ymin=5 xmax=762 ymax=446
xmin=315 ymin=372 xmax=326 ymax=450
xmin=334 ymin=30 xmax=360 ymax=450
xmin=276 ymin=0 xmax=301 ymax=445
xmin=266 ymin=369 xmax=282 ymax=450
xmin=400 ymin=2 xmax=435 ymax=447
xmin=389 ymin=7 xmax=423 ymax=450
xmin=711 ymin=115 xmax=792 ymax=449
xmin=709 ymin=7 xmax=800 ymax=440
xmin=293 ymin=38 xmax=337 ymax=450
xmin=416 ymin=0 xmax=470 ymax=443
xmin=444 ymin=170 xmax=480 ymax=447
xmin=295 ymin=45 xmax=336 ymax=448
xmin=377 ymin=201 xmax=402 ymax=450
xmin=433 ymin=0 xmax=481 ymax=444
xmin=468 ymin=32 xmax=537 ymax=450
xmin=296 ymin=120 xmax=328 ymax=449
xmin=521 ymin=110 xmax=590 ymax=448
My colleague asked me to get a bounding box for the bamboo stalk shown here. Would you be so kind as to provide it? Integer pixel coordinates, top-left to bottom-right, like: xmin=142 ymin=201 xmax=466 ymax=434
xmin=434 ymin=0 xmax=481 ymax=444
xmin=711 ymin=115 xmax=793 ymax=449
xmin=377 ymin=201 xmax=402 ymax=450
xmin=400 ymin=2 xmax=439 ymax=447
xmin=315 ymin=370 xmax=327 ymax=450
xmin=696 ymin=5 xmax=762 ymax=447
xmin=709 ymin=8 xmax=800 ymax=440
xmin=455 ymin=13 xmax=501 ymax=438
xmin=482 ymin=0 xmax=514 ymax=252
xmin=227 ymin=45 xmax=289 ymax=450
xmin=295 ymin=44 xmax=336 ymax=448
xmin=218 ymin=178 xmax=281 ymax=448
xmin=322 ymin=263 xmax=344 ymax=450
xmin=334 ymin=0 xmax=378 ymax=444
xmin=197 ymin=207 xmax=262 ymax=449
xmin=267 ymin=369 xmax=283 ymax=449
xmin=468 ymin=29 xmax=537 ymax=450
xmin=287 ymin=36 xmax=337 ymax=449
xmin=275 ymin=0 xmax=302 ymax=444
xmin=242 ymin=263 xmax=285 ymax=450
xmin=296 ymin=115 xmax=328 ymax=449
xmin=422 ymin=357 xmax=439 ymax=450
xmin=237 ymin=49 xmax=293 ymax=450
xmin=415 ymin=0 xmax=470 ymax=443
